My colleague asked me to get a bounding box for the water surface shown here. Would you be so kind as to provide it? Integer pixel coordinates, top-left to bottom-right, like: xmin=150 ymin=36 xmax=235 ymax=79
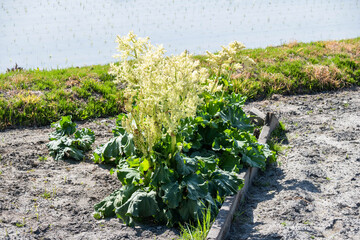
xmin=1 ymin=0 xmax=359 ymax=72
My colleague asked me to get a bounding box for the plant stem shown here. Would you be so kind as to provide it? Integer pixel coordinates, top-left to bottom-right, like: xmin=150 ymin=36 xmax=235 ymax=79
xmin=171 ymin=132 xmax=177 ymax=155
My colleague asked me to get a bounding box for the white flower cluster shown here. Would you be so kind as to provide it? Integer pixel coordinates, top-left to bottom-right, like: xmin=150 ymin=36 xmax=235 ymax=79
xmin=109 ymin=32 xmax=208 ymax=156
xmin=206 ymin=41 xmax=255 ymax=91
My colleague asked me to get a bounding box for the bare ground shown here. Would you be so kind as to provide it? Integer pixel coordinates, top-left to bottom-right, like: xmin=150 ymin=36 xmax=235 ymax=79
xmin=0 ymin=119 xmax=179 ymax=240
xmin=1 ymin=87 xmax=359 ymax=240
xmin=229 ymin=86 xmax=360 ymax=240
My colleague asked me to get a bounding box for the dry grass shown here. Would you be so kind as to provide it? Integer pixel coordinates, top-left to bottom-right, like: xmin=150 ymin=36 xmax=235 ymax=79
xmin=305 ymin=64 xmax=343 ymax=89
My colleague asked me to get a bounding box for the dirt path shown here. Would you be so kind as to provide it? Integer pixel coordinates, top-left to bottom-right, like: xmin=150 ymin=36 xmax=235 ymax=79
xmin=0 ymin=119 xmax=179 ymax=240
xmin=229 ymin=86 xmax=360 ymax=240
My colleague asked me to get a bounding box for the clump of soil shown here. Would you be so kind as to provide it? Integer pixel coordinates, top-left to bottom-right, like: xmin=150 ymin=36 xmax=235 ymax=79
xmin=229 ymin=86 xmax=360 ymax=240
xmin=0 ymin=119 xmax=179 ymax=240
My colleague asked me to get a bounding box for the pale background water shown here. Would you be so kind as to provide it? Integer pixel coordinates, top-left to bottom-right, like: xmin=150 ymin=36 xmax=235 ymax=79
xmin=1 ymin=0 xmax=359 ymax=73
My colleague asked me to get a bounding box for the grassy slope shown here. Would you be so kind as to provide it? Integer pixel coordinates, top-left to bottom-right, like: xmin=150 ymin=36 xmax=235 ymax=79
xmin=1 ymin=38 xmax=359 ymax=129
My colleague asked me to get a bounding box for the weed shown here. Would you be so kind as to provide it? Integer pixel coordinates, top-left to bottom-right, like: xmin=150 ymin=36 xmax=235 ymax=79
xmin=38 ymin=155 xmax=48 ymax=161
xmin=40 ymin=188 xmax=51 ymax=199
xmin=16 ymin=217 xmax=26 ymax=227
xmin=179 ymin=207 xmax=213 ymax=240
xmin=281 ymin=221 xmax=287 ymax=227
xmin=268 ymin=121 xmax=288 ymax=157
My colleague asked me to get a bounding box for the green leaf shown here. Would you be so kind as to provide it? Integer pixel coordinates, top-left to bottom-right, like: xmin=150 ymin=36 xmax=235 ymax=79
xmin=47 ymin=116 xmax=95 ymax=162
xmin=93 ymin=133 xmax=135 ymax=164
xmin=139 ymin=158 xmax=151 ymax=173
xmin=179 ymin=199 xmax=201 ymax=222
xmin=49 ymin=115 xmax=76 ymax=139
xmin=74 ymin=128 xmax=95 ymax=151
xmin=242 ymin=153 xmax=265 ymax=169
xmin=63 ymin=146 xmax=85 ymax=161
xmin=161 ymin=181 xmax=182 ymax=209
xmin=190 ymin=150 xmax=217 ymax=172
xmin=219 ymin=107 xmax=253 ymax=132
xmin=115 ymin=167 xmax=141 ymax=185
xmin=181 ymin=173 xmax=208 ymax=201
xmin=218 ymin=151 xmax=241 ymax=172
xmin=208 ymin=169 xmax=242 ymax=198
xmin=115 ymin=189 xmax=159 ymax=226
xmin=151 ymin=164 xmax=173 ymax=187
xmin=46 ymin=137 xmax=84 ymax=161
xmin=175 ymin=153 xmax=197 ymax=176
xmin=93 ymin=189 xmax=121 ymax=219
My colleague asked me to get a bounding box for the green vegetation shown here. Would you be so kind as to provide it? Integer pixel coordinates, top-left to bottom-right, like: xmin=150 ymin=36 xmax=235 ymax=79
xmin=46 ymin=116 xmax=95 ymax=161
xmin=232 ymin=38 xmax=360 ymax=98
xmin=179 ymin=207 xmax=212 ymax=240
xmin=1 ymin=38 xmax=359 ymax=130
xmin=268 ymin=121 xmax=288 ymax=156
xmin=92 ymin=33 xmax=273 ymax=227
xmin=0 ymin=65 xmax=123 ymax=129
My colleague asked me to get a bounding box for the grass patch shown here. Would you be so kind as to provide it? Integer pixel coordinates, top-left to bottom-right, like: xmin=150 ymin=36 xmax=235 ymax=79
xmin=179 ymin=207 xmax=213 ymax=240
xmin=1 ymin=38 xmax=360 ymax=130
xmin=268 ymin=121 xmax=289 ymax=160
xmin=0 ymin=65 xmax=124 ymax=129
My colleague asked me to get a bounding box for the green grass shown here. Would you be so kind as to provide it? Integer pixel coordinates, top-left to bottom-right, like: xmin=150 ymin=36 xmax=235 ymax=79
xmin=0 ymin=64 xmax=124 ymax=129
xmin=179 ymin=207 xmax=213 ymax=240
xmin=230 ymin=37 xmax=360 ymax=98
xmin=1 ymin=37 xmax=360 ymax=130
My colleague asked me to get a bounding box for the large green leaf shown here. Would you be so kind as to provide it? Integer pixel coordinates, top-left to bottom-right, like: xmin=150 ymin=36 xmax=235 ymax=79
xmin=74 ymin=128 xmax=95 ymax=150
xmin=47 ymin=137 xmax=84 ymax=161
xmin=93 ymin=189 xmax=121 ymax=219
xmin=115 ymin=167 xmax=141 ymax=185
xmin=115 ymin=189 xmax=159 ymax=226
xmin=218 ymin=151 xmax=241 ymax=172
xmin=207 ymin=169 xmax=242 ymax=198
xmin=179 ymin=199 xmax=202 ymax=222
xmin=151 ymin=164 xmax=173 ymax=187
xmin=175 ymin=153 xmax=198 ymax=176
xmin=94 ymin=185 xmax=139 ymax=221
xmin=49 ymin=115 xmax=77 ymax=139
xmin=62 ymin=146 xmax=85 ymax=161
xmin=242 ymin=152 xmax=266 ymax=169
xmin=181 ymin=173 xmax=208 ymax=201
xmin=93 ymin=133 xmax=135 ymax=164
xmin=161 ymin=181 xmax=182 ymax=209
xmin=47 ymin=116 xmax=95 ymax=161
xmin=219 ymin=107 xmax=253 ymax=132
xmin=190 ymin=150 xmax=217 ymax=172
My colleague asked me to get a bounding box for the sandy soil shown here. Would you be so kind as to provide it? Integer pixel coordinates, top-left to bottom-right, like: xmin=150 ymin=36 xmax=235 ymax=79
xmin=0 ymin=119 xmax=179 ymax=240
xmin=229 ymin=86 xmax=360 ymax=240
xmin=1 ymin=87 xmax=359 ymax=240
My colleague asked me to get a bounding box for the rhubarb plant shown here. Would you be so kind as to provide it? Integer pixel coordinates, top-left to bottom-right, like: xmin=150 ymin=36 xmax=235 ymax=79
xmin=47 ymin=116 xmax=95 ymax=161
xmin=93 ymin=32 xmax=273 ymax=227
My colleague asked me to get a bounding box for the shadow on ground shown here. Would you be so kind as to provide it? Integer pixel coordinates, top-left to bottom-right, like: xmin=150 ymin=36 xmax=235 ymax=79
xmin=227 ymin=162 xmax=321 ymax=240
